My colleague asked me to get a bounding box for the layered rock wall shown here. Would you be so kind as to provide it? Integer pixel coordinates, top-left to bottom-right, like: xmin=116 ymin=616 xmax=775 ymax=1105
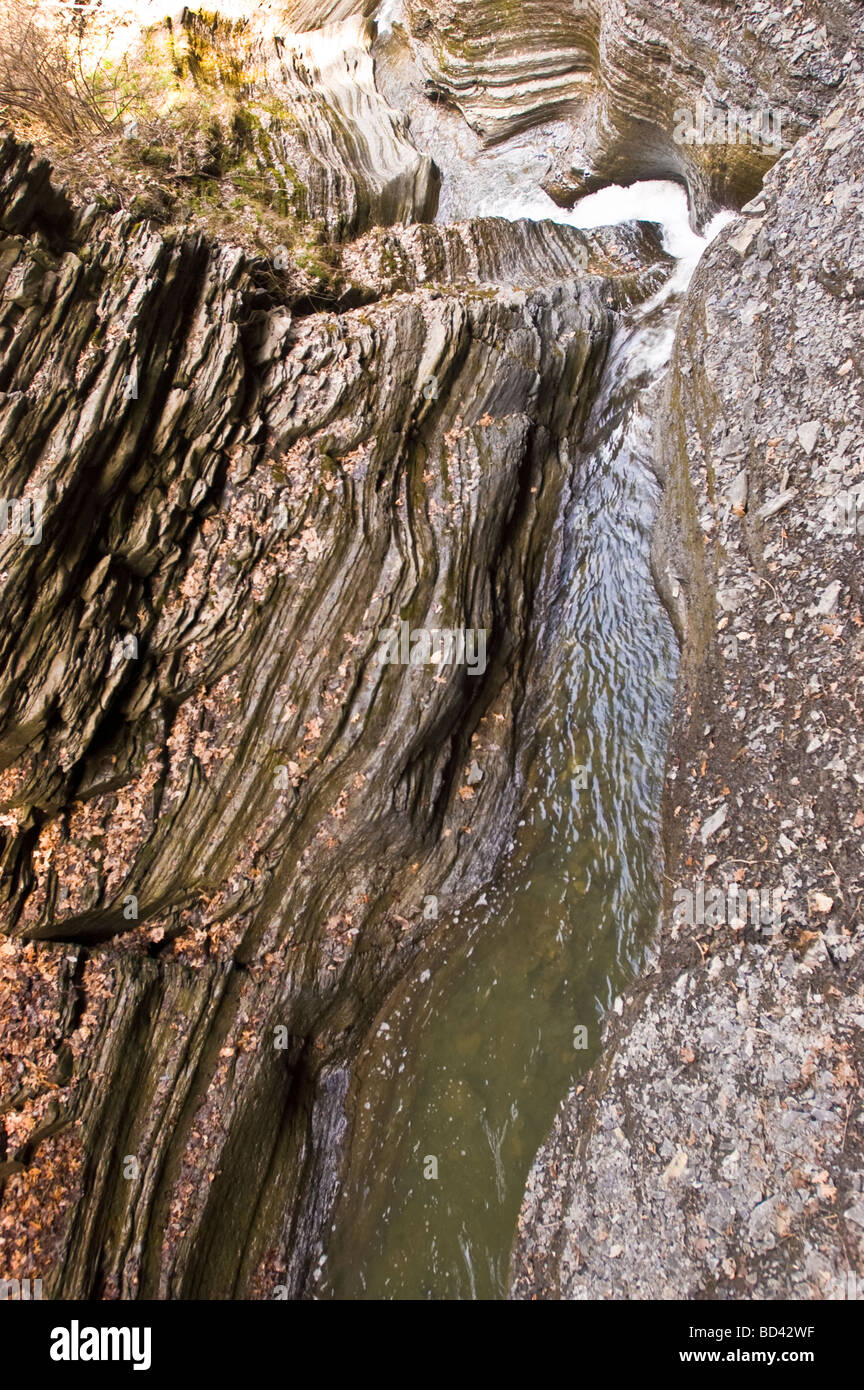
xmin=0 ymin=127 xmax=667 ymax=1295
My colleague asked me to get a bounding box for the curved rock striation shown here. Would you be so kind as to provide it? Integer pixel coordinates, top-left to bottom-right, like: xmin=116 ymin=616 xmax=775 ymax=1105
xmin=3 ymin=0 xmax=862 ymax=1306
xmin=512 ymin=87 xmax=864 ymax=1301
xmin=250 ymin=14 xmax=440 ymax=236
xmin=131 ymin=6 xmax=440 ymax=240
xmin=341 ymin=214 xmax=670 ymax=299
xmin=400 ymin=0 xmax=864 ymax=211
xmin=402 ymin=0 xmax=596 ymax=142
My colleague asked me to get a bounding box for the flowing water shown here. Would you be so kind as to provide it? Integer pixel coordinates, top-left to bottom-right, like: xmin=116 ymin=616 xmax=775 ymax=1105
xmin=315 ymin=15 xmax=732 ymax=1300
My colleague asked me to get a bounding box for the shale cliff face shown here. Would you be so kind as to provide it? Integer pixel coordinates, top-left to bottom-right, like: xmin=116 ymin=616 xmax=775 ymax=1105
xmin=0 ymin=124 xmax=669 ymax=1295
xmin=512 ymin=86 xmax=864 ymax=1303
xmin=156 ymin=7 xmax=441 ymax=239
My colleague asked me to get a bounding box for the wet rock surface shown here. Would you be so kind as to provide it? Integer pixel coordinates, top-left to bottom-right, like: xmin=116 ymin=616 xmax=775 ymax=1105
xmin=512 ymin=86 xmax=864 ymax=1301
xmin=176 ymin=7 xmax=440 ymax=239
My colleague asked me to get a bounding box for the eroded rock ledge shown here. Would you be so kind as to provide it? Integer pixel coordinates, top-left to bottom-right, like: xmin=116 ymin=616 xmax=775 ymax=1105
xmin=512 ymin=88 xmax=864 ymax=1302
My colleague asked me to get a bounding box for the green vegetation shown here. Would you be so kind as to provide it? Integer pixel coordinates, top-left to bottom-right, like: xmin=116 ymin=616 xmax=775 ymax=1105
xmin=0 ymin=3 xmax=343 ymax=301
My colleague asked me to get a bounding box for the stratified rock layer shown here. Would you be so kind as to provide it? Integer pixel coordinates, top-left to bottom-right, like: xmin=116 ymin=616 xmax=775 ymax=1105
xmin=402 ymin=0 xmax=864 ymax=209
xmin=0 ymin=129 xmax=670 ymax=1296
xmin=174 ymin=8 xmax=441 ymax=238
xmin=3 ymin=0 xmax=863 ymax=1304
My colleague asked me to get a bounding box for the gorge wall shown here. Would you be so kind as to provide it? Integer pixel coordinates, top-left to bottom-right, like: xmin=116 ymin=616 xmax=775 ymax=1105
xmin=0 ymin=127 xmax=660 ymax=1297
xmin=0 ymin=0 xmax=862 ymax=1301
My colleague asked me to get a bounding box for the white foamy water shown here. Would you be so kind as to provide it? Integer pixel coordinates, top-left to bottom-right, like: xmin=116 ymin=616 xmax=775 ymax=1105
xmin=376 ymin=0 xmax=403 ymax=39
xmin=475 ymin=175 xmax=735 ymax=300
xmin=568 ymin=181 xmax=733 ymax=290
xmin=579 ymin=187 xmax=734 ymax=391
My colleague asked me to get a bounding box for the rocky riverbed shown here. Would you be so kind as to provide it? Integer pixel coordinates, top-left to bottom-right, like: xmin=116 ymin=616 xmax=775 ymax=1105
xmin=512 ymin=78 xmax=864 ymax=1303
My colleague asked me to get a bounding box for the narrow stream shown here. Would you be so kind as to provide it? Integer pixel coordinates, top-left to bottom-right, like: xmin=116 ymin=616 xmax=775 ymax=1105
xmin=315 ymin=14 xmax=733 ymax=1300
